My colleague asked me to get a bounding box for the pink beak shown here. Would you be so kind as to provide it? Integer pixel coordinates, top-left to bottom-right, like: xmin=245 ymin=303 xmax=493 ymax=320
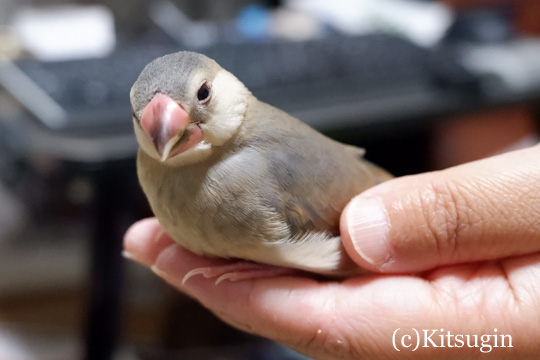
xmin=140 ymin=93 xmax=203 ymax=161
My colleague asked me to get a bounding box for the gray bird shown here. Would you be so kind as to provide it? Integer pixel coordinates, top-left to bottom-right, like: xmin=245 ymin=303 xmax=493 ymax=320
xmin=130 ymin=51 xmax=391 ymax=281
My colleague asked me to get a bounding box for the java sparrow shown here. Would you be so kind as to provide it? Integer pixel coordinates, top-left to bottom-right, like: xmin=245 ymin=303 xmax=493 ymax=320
xmin=130 ymin=51 xmax=392 ymax=282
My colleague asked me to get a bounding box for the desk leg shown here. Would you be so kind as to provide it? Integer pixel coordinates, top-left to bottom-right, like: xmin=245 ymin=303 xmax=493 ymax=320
xmin=84 ymin=172 xmax=126 ymax=360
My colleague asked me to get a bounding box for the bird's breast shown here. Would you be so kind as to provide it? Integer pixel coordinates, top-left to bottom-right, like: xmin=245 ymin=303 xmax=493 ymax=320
xmin=137 ymin=149 xmax=290 ymax=258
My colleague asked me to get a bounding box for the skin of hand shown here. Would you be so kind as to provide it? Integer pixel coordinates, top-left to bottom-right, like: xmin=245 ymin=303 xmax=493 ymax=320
xmin=124 ymin=144 xmax=540 ymax=359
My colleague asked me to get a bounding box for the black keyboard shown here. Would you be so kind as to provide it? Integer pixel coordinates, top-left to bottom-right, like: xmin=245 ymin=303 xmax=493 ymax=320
xmin=0 ymin=33 xmax=475 ymax=135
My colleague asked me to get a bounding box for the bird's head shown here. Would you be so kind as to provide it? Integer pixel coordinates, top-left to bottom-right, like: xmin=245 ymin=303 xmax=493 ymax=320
xmin=130 ymin=51 xmax=251 ymax=165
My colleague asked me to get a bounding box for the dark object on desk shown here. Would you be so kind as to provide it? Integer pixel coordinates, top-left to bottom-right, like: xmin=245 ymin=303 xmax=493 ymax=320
xmin=445 ymin=7 xmax=514 ymax=44
xmin=1 ymin=33 xmax=475 ymax=136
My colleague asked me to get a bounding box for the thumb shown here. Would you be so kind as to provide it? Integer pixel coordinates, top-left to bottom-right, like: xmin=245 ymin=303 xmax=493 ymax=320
xmin=341 ymin=144 xmax=540 ymax=273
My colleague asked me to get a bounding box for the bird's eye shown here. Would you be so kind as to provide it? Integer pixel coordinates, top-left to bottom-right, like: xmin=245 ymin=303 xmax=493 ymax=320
xmin=197 ymin=81 xmax=211 ymax=103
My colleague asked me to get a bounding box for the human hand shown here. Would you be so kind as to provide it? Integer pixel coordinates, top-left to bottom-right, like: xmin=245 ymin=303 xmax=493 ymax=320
xmin=124 ymin=144 xmax=540 ymax=359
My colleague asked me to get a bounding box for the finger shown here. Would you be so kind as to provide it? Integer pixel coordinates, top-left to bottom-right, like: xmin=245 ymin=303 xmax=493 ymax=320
xmin=151 ymin=243 xmax=433 ymax=359
xmin=123 ymin=217 xmax=174 ymax=266
xmin=341 ymin=144 xmax=540 ymax=273
xmin=151 ymin=243 xmax=540 ymax=359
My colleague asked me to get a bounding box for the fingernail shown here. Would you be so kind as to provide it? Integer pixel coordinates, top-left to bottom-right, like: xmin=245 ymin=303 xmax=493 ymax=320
xmin=122 ymin=251 xmax=139 ymax=262
xmin=346 ymin=197 xmax=391 ymax=267
xmin=151 ymin=244 xmax=191 ymax=288
xmin=153 ymin=229 xmax=165 ymax=243
xmin=151 ymin=265 xmax=171 ymax=280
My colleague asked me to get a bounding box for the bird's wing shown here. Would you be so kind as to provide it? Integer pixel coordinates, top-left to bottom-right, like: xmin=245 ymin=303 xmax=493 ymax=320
xmin=251 ymin=103 xmax=390 ymax=238
xmin=280 ymin=147 xmax=379 ymax=237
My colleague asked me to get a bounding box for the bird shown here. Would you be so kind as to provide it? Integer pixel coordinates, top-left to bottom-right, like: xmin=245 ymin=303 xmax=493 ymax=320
xmin=130 ymin=51 xmax=392 ymax=283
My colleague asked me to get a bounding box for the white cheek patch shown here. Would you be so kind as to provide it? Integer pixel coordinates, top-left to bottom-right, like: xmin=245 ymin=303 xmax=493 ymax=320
xmin=200 ymin=69 xmax=249 ymax=146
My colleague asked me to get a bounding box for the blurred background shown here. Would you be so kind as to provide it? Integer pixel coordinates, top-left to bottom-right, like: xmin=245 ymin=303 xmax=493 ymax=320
xmin=0 ymin=0 xmax=539 ymax=359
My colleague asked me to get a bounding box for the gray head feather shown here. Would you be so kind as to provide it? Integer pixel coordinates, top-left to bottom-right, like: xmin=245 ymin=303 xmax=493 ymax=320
xmin=131 ymin=51 xmax=220 ymax=116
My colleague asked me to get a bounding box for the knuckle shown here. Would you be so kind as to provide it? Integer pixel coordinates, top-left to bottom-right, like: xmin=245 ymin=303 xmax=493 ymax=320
xmin=245 ymin=290 xmax=358 ymax=358
xmin=416 ymin=179 xmax=480 ymax=260
xmin=288 ymin=299 xmax=362 ymax=359
xmin=297 ymin=322 xmax=358 ymax=359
